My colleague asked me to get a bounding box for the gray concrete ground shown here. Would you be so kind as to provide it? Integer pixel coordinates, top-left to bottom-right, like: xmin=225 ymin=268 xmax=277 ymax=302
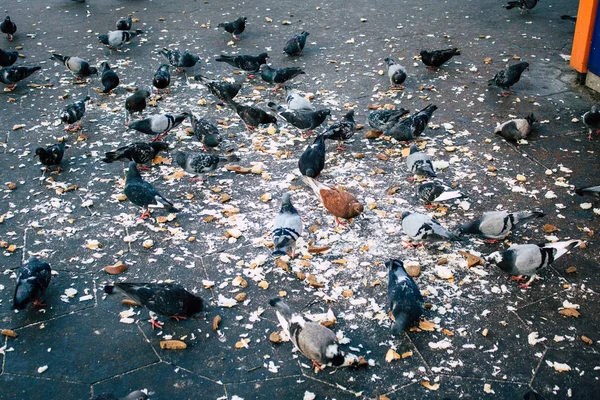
xmin=0 ymin=0 xmax=599 ymax=399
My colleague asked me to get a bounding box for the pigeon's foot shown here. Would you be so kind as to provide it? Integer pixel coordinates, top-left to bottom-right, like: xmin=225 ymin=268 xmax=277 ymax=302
xmin=335 ymin=217 xmax=347 ymax=226
xmin=176 ymin=67 xmax=184 ymax=73
xmin=424 ymin=203 xmax=437 ymax=210
xmin=7 ymin=34 xmax=14 ymax=41
xmin=301 ymin=130 xmax=313 ymax=139
xmin=5 ymin=84 xmax=16 ymax=91
xmin=150 ymin=318 xmax=164 ymax=330
xmin=189 ymin=177 xmax=205 ymax=183
xmin=390 ymin=84 xmax=405 ymax=90
xmin=233 ymin=35 xmax=241 ymax=41
xmin=595 ymin=129 xmax=600 ymax=136
xmin=426 ymin=66 xmax=437 ymax=71
xmin=407 ymin=176 xmax=415 ymax=182
xmin=335 ymin=143 xmax=347 ymax=151
xmin=518 ymin=282 xmax=532 ymax=289
xmin=484 ymin=239 xmax=499 ymax=244
xmin=247 ymin=74 xmax=256 ymax=79
xmin=70 ymin=123 xmax=82 ymax=132
xmin=245 ymin=125 xmax=256 ymax=133
xmin=402 ymin=241 xmax=423 ymax=249
xmin=170 ymin=315 xmax=187 ymax=322
xmin=125 ymin=120 xmax=130 ymax=127
xmin=33 ymin=300 xmax=46 ymax=308
xmin=138 ymin=210 xmax=151 ymax=220
xmin=588 ymin=133 xmax=594 ymax=140
xmin=64 ymin=125 xmax=71 ymax=132
xmin=509 ymin=275 xmax=528 ymax=283
xmin=136 ymin=164 xmax=151 ymax=171
xmin=151 ymin=133 xmax=167 ymax=142
xmin=312 ymin=360 xmax=325 ymax=371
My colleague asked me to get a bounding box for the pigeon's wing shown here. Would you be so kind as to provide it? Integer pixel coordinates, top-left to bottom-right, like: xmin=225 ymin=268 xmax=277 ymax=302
xmin=293 ymin=321 xmax=337 ymax=363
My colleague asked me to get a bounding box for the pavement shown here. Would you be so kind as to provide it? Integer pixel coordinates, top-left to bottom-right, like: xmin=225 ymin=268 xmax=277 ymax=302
xmin=1 ymin=0 xmax=599 ymax=399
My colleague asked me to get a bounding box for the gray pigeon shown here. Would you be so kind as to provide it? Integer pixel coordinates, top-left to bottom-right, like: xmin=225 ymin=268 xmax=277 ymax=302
xmin=271 ymin=193 xmax=303 ymax=257
xmin=227 ymin=99 xmax=277 ymax=131
xmin=91 ymin=390 xmax=146 ymax=400
xmin=174 ymin=151 xmax=238 ymax=181
xmin=406 ymin=145 xmax=436 ymax=177
xmin=125 ymin=89 xmax=150 ymax=125
xmin=0 ymin=65 xmax=41 ymax=91
xmin=575 ymin=185 xmax=600 ymax=199
xmin=124 ymin=161 xmax=179 ymax=219
xmin=386 ymin=260 xmax=424 ymax=335
xmin=102 ymin=141 xmax=169 ymax=169
xmin=0 ymin=48 xmax=18 ymax=67
xmin=386 ymin=104 xmax=437 ymax=141
xmin=506 ymin=0 xmax=538 ymax=14
xmin=13 ymin=257 xmax=52 ymax=310
xmin=384 ymin=57 xmax=407 ymax=88
xmin=268 ymin=297 xmax=358 ymax=368
xmin=259 ymin=64 xmax=305 ymax=87
xmin=583 ymin=105 xmax=600 ymax=140
xmin=161 ymin=49 xmax=200 ymax=72
xmin=268 ymin=102 xmax=330 ymax=136
xmin=50 ymin=53 xmax=98 ymax=79
xmin=60 ymin=95 xmax=90 ymax=131
xmin=98 ymin=30 xmax=143 ymax=49
xmin=194 ymin=74 xmax=242 ymax=104
xmin=459 ymin=210 xmax=546 ymax=240
xmin=486 ymin=240 xmax=581 ymax=288
xmin=494 ymin=114 xmax=535 ymax=141
xmin=215 ymin=53 xmax=269 ymax=78
xmin=368 ymin=108 xmax=410 ymax=131
xmin=488 ymin=61 xmax=529 ymax=97
xmin=420 ymin=48 xmax=460 ymax=70
xmin=128 ymin=112 xmax=190 ymax=141
xmin=401 ymin=211 xmax=462 ymax=245
xmin=116 ymin=15 xmax=133 ymax=31
xmin=285 ymin=86 xmax=314 ymax=111
xmin=417 ymin=181 xmax=466 ymax=207
xmin=283 ymin=31 xmax=309 ymax=56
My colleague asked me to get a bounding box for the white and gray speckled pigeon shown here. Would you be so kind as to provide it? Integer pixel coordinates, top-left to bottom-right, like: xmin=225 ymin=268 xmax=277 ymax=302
xmin=285 ymin=86 xmax=314 ymax=111
xmin=174 ymin=151 xmax=238 ymax=181
xmin=583 ymin=105 xmax=600 ymax=140
xmin=368 ymin=108 xmax=410 ymax=131
xmin=323 ymin=110 xmax=356 ymax=150
xmin=459 ymin=210 xmax=546 ymax=240
xmin=0 ymin=65 xmax=41 ymax=91
xmin=271 ymin=192 xmax=302 ymax=257
xmin=13 ymin=257 xmax=52 ymax=310
xmin=384 ymin=57 xmax=407 ymax=88
xmin=128 ymin=112 xmax=189 ymax=141
xmin=190 ymin=115 xmax=222 ymax=150
xmin=387 ymin=260 xmax=424 ymax=335
xmin=488 ymin=61 xmax=529 ymax=97
xmin=486 ymin=240 xmax=581 ymax=288
xmin=269 ymin=297 xmax=358 ymax=368
xmin=406 ymin=145 xmax=436 ymax=177
xmin=116 ymin=15 xmax=133 ymax=31
xmin=194 ymin=74 xmax=242 ymax=104
xmin=35 ymin=140 xmax=66 ymax=172
xmin=98 ymin=29 xmax=143 ymax=49
xmin=161 ymin=49 xmax=200 ymax=72
xmin=401 ymin=211 xmax=462 ymax=245
xmin=124 ymin=161 xmax=179 ymax=219
xmin=60 ymin=95 xmax=90 ymax=131
xmin=417 ymin=181 xmax=466 ymax=207
xmin=51 ymin=53 xmax=98 ymax=79
xmin=386 ymin=104 xmax=437 ymax=141
xmin=494 ymin=114 xmax=535 ymax=141
xmin=102 ymin=141 xmax=169 ymax=170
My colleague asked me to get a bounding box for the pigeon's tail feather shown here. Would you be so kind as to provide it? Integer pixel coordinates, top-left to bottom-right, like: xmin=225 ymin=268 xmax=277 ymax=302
xmin=104 ymin=285 xmax=115 ymax=294
xmin=546 ymin=240 xmax=582 ymax=260
xmin=391 ymin=312 xmax=411 ymax=336
xmin=435 ymin=190 xmax=465 ymax=202
xmin=218 ymin=154 xmax=240 ymax=164
xmin=561 ymin=15 xmax=577 ymax=22
xmin=272 ymin=249 xmax=287 ymax=256
xmin=505 ymin=2 xmax=519 ymax=10
xmin=268 ymin=297 xmax=292 ymax=320
xmin=268 ymin=101 xmax=285 ymax=113
xmin=525 ymin=113 xmax=536 ymax=126
xmin=215 ymin=55 xmax=232 ymax=63
xmin=517 ymin=210 xmax=546 ymax=224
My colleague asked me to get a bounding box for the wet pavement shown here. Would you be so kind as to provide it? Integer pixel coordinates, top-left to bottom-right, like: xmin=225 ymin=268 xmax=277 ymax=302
xmin=1 ymin=0 xmax=599 ymax=399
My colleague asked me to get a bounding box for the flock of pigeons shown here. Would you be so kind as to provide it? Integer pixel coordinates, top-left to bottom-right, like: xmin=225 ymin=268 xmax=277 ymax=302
xmin=2 ymin=1 xmax=598 ymax=397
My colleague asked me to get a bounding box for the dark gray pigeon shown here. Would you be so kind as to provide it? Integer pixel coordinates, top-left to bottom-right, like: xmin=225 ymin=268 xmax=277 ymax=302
xmin=90 ymin=389 xmax=147 ymax=400
xmin=323 ymin=110 xmax=356 ymax=150
xmin=272 ymin=193 xmax=303 ymax=257
xmin=161 ymin=49 xmax=200 ymax=72
xmin=575 ymin=185 xmax=600 ymax=199
xmin=384 ymin=57 xmax=407 ymax=88
xmin=35 ymin=140 xmax=66 ymax=171
xmin=417 ymin=181 xmax=466 ymax=207
xmin=174 ymin=151 xmax=238 ymax=181
xmin=401 ymin=211 xmax=462 ymax=245
xmin=100 ymin=62 xmax=119 ymax=93
xmin=1 ymin=16 xmax=16 ymax=41
xmin=583 ymin=105 xmax=600 ymax=140
xmin=284 ymin=31 xmax=309 ymax=56
xmin=494 ymin=114 xmax=535 ymax=141
xmin=486 ymin=240 xmax=581 ymax=288
xmin=386 ymin=260 xmax=423 ymax=335
xmin=124 ymin=161 xmax=179 ymax=219
xmin=128 ymin=112 xmax=189 ymax=141
xmin=152 ymin=64 xmax=170 ymax=94
xmin=406 ymin=145 xmax=436 ymax=177
xmin=0 ymin=48 xmax=18 ymax=67
xmin=190 ymin=115 xmax=222 ymax=150
xmin=506 ymin=0 xmax=538 ymax=14
xmin=285 ymin=86 xmax=314 ymax=111
xmin=51 ymin=53 xmax=98 ymax=79
xmin=227 ymin=99 xmax=277 ymax=131
xmin=268 ymin=102 xmax=330 ymax=136
xmin=368 ymin=109 xmax=409 ymax=132
xmin=0 ymin=65 xmax=41 ymax=91
xmin=116 ymin=15 xmax=133 ymax=31
xmin=194 ymin=74 xmax=241 ymax=104
xmin=215 ymin=53 xmax=269 ymax=78
xmin=298 ymin=133 xmax=327 ymax=178
xmin=386 ymin=104 xmax=437 ymax=141
xmin=13 ymin=257 xmax=52 ymax=310
xmin=98 ymin=30 xmax=143 ymax=49
xmin=105 ymin=282 xmax=203 ymax=329
xmin=60 ymin=96 xmax=90 ymax=131
xmin=125 ymin=89 xmax=150 ymax=125
xmin=488 ymin=61 xmax=529 ymax=97
xmin=420 ymin=48 xmax=460 ymax=70
xmin=260 ymin=64 xmax=305 ymax=87
xmin=218 ymin=16 xmax=247 ymax=40
xmin=459 ymin=210 xmax=546 ymax=240
xmin=269 ymin=297 xmax=358 ymax=368
xmin=102 ymin=141 xmax=169 ymax=169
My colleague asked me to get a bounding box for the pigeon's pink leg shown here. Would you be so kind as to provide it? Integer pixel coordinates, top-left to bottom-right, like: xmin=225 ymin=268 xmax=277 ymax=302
xmin=426 ymin=66 xmax=437 ymax=71
xmin=7 ymin=34 xmax=14 ymax=41
xmin=424 ymin=203 xmax=437 ymax=210
xmin=247 ymin=74 xmax=256 ymax=79
xmin=233 ymin=35 xmax=241 ymax=41
xmin=335 ymin=142 xmax=347 ymax=151
xmin=510 ymin=275 xmax=527 ymax=282
xmin=137 ymin=164 xmax=151 ymax=171
xmin=150 ymin=318 xmax=164 ymax=330
xmin=33 ymin=300 xmax=46 ymax=308
xmin=138 ymin=210 xmax=151 ymax=220
xmin=485 ymin=239 xmax=499 ymax=244
xmin=170 ymin=315 xmax=187 ymax=321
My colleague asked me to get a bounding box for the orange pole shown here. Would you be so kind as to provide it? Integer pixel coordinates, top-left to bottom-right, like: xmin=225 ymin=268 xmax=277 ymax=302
xmin=571 ymin=0 xmax=598 ymax=73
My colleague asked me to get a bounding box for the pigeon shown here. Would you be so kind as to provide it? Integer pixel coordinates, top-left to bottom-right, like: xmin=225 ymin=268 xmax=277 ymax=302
xmin=298 ymin=133 xmax=327 ymax=178
xmin=561 ymin=15 xmax=577 ymax=23
xmin=174 ymin=151 xmax=239 ymax=181
xmin=152 ymin=64 xmax=170 ymax=94
xmin=420 ymin=48 xmax=460 ymax=70
xmin=401 ymin=211 xmax=462 ymax=245
xmin=98 ymin=30 xmax=143 ymax=49
xmin=459 ymin=210 xmax=546 ymax=241
xmin=227 ymin=99 xmax=277 ymax=131
xmin=124 ymin=161 xmax=179 ymax=219
xmin=1 ymin=16 xmax=16 ymax=41
xmin=323 ymin=110 xmax=356 ymax=150
xmin=302 ymin=176 xmax=363 ymax=224
xmin=271 ymin=192 xmax=303 ymax=257
xmin=125 ymin=89 xmax=150 ymax=125
xmin=50 ymin=53 xmax=98 ymax=79
xmin=506 ymin=0 xmax=538 ymax=14
xmin=268 ymin=102 xmax=330 ymax=136
xmin=386 ymin=260 xmax=424 ymax=335
xmin=486 ymin=240 xmax=581 ymax=288
xmin=13 ymin=257 xmax=52 ymax=310
xmin=90 ymin=390 xmax=147 ymax=400
xmin=100 ymin=62 xmax=119 ymax=93
xmin=215 ymin=53 xmax=269 ymax=78
xmin=116 ymin=15 xmax=133 ymax=31
xmin=218 ymin=16 xmax=247 ymax=40
xmin=193 ymin=74 xmax=242 ymax=104
xmin=384 ymin=57 xmax=407 ymax=88
xmin=190 ymin=116 xmax=222 ymax=150
xmin=285 ymin=86 xmax=314 ymax=111
xmin=575 ymin=185 xmax=600 ymax=199
xmin=35 ymin=140 xmax=66 ymax=172
xmin=102 ymin=141 xmax=169 ymax=170
xmin=385 ymin=104 xmax=437 ymax=141
xmin=494 ymin=114 xmax=536 ymax=141
xmin=0 ymin=65 xmax=41 ymax=91
xmin=259 ymin=64 xmax=305 ymax=88
xmin=269 ymin=297 xmax=358 ymax=368
xmin=128 ymin=112 xmax=190 ymax=141
xmin=283 ymin=31 xmax=309 ymax=56
xmin=60 ymin=96 xmax=90 ymax=131
xmin=417 ymin=181 xmax=466 ymax=208
xmin=105 ymin=282 xmax=203 ymax=329
xmin=406 ymin=145 xmax=436 ymax=178
xmin=0 ymin=48 xmax=18 ymax=67
xmin=488 ymin=61 xmax=529 ymax=97
xmin=161 ymin=49 xmax=200 ymax=72
xmin=583 ymin=105 xmax=600 ymax=140
xmin=368 ymin=108 xmax=410 ymax=131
